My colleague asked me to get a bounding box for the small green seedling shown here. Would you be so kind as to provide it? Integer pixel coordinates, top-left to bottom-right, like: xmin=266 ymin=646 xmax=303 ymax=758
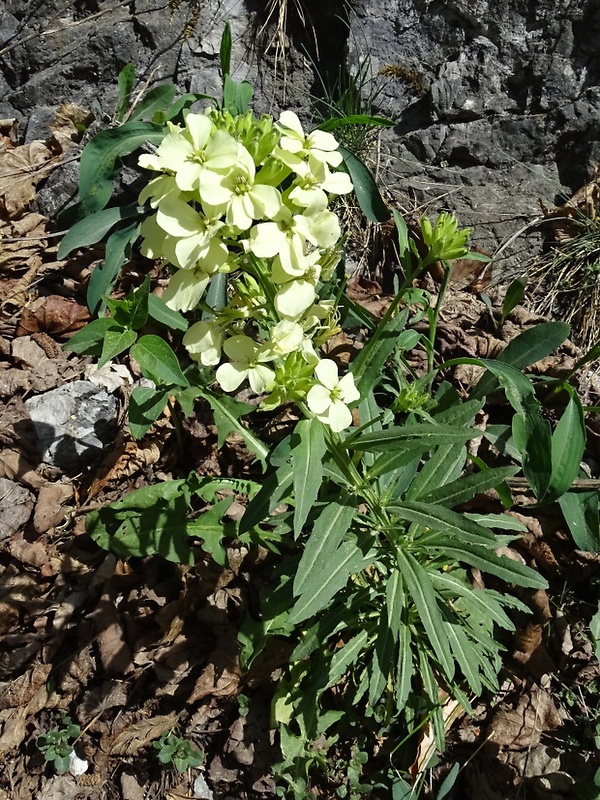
xmin=153 ymin=731 xmax=204 ymax=773
xmin=36 ymin=716 xmax=81 ymax=773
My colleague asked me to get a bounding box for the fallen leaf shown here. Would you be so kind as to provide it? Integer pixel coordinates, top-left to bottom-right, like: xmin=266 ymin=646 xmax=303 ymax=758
xmin=33 ymin=482 xmax=73 ymax=534
xmin=16 ymin=295 xmax=90 ymax=339
xmin=108 ymin=712 xmax=178 ymax=755
xmin=0 ymin=139 xmax=57 ymax=218
xmin=0 ymin=477 xmax=34 ymax=540
xmin=487 ymin=686 xmax=562 ymax=749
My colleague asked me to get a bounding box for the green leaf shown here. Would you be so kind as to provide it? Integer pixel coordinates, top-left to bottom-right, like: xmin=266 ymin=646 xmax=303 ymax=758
xmin=198 ymin=388 xmax=269 ymax=468
xmin=129 ymin=385 xmax=170 ymax=438
xmin=395 ymin=548 xmax=455 ymax=678
xmin=220 ymin=21 xmax=232 ymax=76
xmin=350 ymin=307 xmax=410 ymax=396
xmin=63 ymin=316 xmax=118 ymax=356
xmin=86 ymin=476 xmax=199 ymax=563
xmin=444 ymin=622 xmax=482 ymax=694
xmin=223 ymin=75 xmax=253 ymax=115
xmin=406 ymin=442 xmax=466 ymax=501
xmin=58 ymin=205 xmax=141 ymax=259
xmin=440 ymin=543 xmax=548 ymax=588
xmin=291 ymin=418 xmax=327 ymax=538
xmin=204 ymin=271 xmax=228 ymax=317
xmin=147 ymin=294 xmax=189 ymax=331
xmin=416 ymin=465 xmax=518 ymax=507
xmin=500 ymin=277 xmax=527 ymax=322
xmin=288 ymin=540 xmax=366 ymax=625
xmin=471 ymin=321 xmax=570 ymax=399
xmin=87 ymin=221 xmax=141 ymax=315
xmin=590 ymin=603 xmax=600 ymax=661
xmin=547 ymin=385 xmax=586 ymax=501
xmin=128 ymin=83 xmax=177 ymax=122
xmin=559 ymin=491 xmax=600 ymax=551
xmin=116 ymin=63 xmax=136 ymax=121
xmin=187 ymin=497 xmax=236 ymax=566
xmin=431 ymin=572 xmax=517 ymax=630
xmin=438 ymin=763 xmax=461 ymax=800
xmin=417 ymin=646 xmax=446 ymax=750
xmin=326 ymin=629 xmax=369 ymax=688
xmin=131 ymin=335 xmax=190 ymax=387
xmin=390 ymin=501 xmax=504 ymax=548
xmin=349 ymin=424 xmax=480 ymax=453
xmin=293 ymin=500 xmax=356 ymax=598
xmin=75 ymin=121 xmax=165 ymax=218
xmin=98 ymin=327 xmax=137 ymax=368
xmin=338 ymin=145 xmax=390 ymax=223
xmin=395 ymin=625 xmax=413 ymax=711
xmin=238 ymin=462 xmax=293 ymax=534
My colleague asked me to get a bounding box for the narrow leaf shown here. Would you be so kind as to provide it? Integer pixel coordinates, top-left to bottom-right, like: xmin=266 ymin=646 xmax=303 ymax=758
xmin=148 ymin=294 xmax=188 ymax=331
xmin=292 ymin=418 xmax=327 ymax=537
xmin=293 ymin=500 xmax=356 ymax=597
xmin=129 ymin=83 xmax=177 ymax=122
xmin=116 ymin=63 xmax=136 ymax=121
xmin=338 ymin=145 xmax=390 ymax=222
xmin=395 ymin=548 xmax=455 ymax=678
xmin=288 ymin=540 xmax=365 ymax=625
xmin=547 ymin=386 xmax=586 ymax=500
xmin=390 ymin=501 xmax=501 ymax=547
xmin=58 ymin=205 xmax=141 ymax=259
xmin=417 ymin=465 xmax=518 ymax=507
xmin=199 ymin=389 xmax=269 ymax=468
xmin=76 ymin=122 xmax=165 ymax=218
xmin=87 ymin=221 xmax=141 ymax=314
xmin=559 ymin=491 xmax=600 ymax=551
xmin=348 ymin=423 xmax=481 ymax=452
xmin=326 ymin=629 xmax=369 ymax=688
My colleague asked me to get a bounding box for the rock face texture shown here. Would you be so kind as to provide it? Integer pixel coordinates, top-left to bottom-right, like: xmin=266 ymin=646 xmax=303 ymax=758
xmin=1 ymin=0 xmax=599 ymax=273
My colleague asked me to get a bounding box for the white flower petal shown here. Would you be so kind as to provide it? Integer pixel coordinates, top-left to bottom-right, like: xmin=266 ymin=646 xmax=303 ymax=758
xmin=162 ymin=270 xmax=210 ymax=312
xmin=306 ymin=384 xmax=331 ymax=415
xmin=327 ymin=399 xmax=353 ymax=432
xmin=314 ymin=359 xmax=339 ymax=391
xmin=216 ymin=362 xmax=248 ymax=392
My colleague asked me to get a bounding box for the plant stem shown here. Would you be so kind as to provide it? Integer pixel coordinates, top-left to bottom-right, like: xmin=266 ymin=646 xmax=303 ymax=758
xmin=427 ymin=260 xmax=452 ymax=380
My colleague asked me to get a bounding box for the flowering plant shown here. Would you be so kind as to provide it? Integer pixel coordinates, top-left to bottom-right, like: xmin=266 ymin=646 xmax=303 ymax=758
xmin=134 ymin=105 xmax=360 ymax=431
xmin=59 ymin=26 xmax=587 ymax=798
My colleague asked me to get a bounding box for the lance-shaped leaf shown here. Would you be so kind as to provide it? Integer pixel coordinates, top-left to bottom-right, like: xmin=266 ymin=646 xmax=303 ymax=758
xmin=293 ymin=500 xmax=356 ymax=597
xmin=395 ymin=547 xmax=455 ymax=678
xmin=291 ymin=418 xmax=327 ymax=538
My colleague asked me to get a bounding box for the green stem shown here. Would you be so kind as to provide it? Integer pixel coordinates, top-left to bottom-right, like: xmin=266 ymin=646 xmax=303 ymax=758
xmin=168 ymin=398 xmax=185 ymax=460
xmin=427 ymin=260 xmax=452 ymax=381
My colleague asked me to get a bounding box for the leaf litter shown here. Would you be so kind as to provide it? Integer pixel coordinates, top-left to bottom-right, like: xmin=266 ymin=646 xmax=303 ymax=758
xmin=0 ymin=109 xmax=598 ymax=800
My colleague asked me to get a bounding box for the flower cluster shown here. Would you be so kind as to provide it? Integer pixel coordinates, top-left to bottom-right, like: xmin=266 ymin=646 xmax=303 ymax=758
xmin=138 ymin=108 xmax=359 ymax=432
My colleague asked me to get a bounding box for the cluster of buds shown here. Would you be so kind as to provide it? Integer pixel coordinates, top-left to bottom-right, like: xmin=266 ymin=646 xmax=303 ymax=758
xmin=137 ymin=108 xmax=360 ymax=431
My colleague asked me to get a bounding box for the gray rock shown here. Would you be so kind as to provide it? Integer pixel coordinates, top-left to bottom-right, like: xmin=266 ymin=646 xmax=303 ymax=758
xmin=0 ymin=478 xmax=34 ymax=541
xmin=24 ymin=380 xmax=117 ymax=472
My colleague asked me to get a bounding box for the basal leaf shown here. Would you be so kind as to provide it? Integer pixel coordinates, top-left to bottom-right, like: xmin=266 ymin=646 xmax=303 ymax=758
xmin=316 ymin=114 xmax=395 ymax=131
xmin=129 ymin=83 xmax=177 ymax=121
xmin=87 ymin=221 xmax=141 ymax=315
xmin=547 ymin=385 xmax=586 ymax=501
xmin=75 ymin=121 xmax=165 ymax=218
xmin=116 ymin=63 xmax=136 ymax=121
xmin=58 ymin=205 xmax=141 ymax=259
xmin=131 ymin=335 xmax=190 ymax=387
xmin=291 ymin=418 xmax=327 ymax=538
xmin=338 ymin=145 xmax=390 ymax=223
xmin=559 ymin=491 xmax=600 ymax=551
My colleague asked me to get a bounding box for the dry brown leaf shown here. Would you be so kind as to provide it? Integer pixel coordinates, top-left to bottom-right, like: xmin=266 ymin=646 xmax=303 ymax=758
xmin=0 ymin=448 xmax=45 ymax=489
xmin=16 ymin=295 xmax=90 ymax=339
xmin=92 ymin=592 xmax=134 ymax=676
xmin=487 ymin=686 xmax=562 ymax=749
xmin=108 ymin=712 xmax=178 ymax=755
xmin=85 ymin=433 xmax=162 ymax=501
xmin=0 ymin=477 xmax=34 ymax=540
xmin=0 ymin=139 xmax=57 ymax=219
xmin=188 ymin=636 xmax=241 ymax=704
xmin=33 ymin=482 xmax=74 ymax=534
xmin=49 ymin=103 xmax=94 ymax=150
xmin=0 ymin=663 xmax=51 ymax=710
